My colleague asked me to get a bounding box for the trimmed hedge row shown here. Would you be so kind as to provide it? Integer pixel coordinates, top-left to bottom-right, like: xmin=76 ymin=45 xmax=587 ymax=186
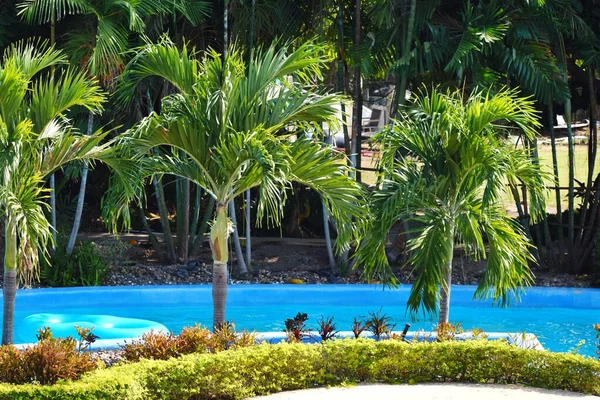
xmin=0 ymin=339 xmax=598 ymax=399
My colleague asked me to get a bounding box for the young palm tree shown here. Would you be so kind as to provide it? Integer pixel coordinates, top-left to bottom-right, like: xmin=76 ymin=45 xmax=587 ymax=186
xmin=0 ymin=40 xmax=132 ymax=344
xmin=113 ymin=39 xmax=365 ymax=328
xmin=356 ymin=87 xmax=546 ymax=325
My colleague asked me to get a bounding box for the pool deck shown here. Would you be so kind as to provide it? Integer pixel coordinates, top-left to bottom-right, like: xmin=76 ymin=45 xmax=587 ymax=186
xmin=249 ymin=383 xmax=599 ymax=399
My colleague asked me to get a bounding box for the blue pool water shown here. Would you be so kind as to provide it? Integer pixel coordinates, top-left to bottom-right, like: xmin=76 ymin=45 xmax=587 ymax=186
xmin=3 ymin=285 xmax=600 ymax=357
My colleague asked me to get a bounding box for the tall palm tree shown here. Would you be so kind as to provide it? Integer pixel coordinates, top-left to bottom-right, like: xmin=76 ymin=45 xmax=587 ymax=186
xmin=356 ymin=87 xmax=546 ymax=325
xmin=0 ymin=40 xmax=131 ymax=344
xmin=113 ymin=39 xmax=365 ymax=328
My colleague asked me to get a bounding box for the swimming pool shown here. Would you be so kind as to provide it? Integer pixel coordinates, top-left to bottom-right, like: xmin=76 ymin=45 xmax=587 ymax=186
xmin=5 ymin=285 xmax=600 ymax=357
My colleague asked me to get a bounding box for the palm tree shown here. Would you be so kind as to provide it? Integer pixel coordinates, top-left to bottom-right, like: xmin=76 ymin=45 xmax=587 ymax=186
xmin=0 ymin=40 xmax=131 ymax=344
xmin=356 ymin=87 xmax=546 ymax=325
xmin=112 ymin=39 xmax=365 ymax=328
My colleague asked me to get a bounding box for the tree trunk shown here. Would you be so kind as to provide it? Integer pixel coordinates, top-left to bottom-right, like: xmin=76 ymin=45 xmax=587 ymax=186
xmin=438 ymin=259 xmax=453 ymax=325
xmin=392 ymin=0 xmax=417 ymax=115
xmin=322 ymin=201 xmax=336 ymax=271
xmin=245 ymin=189 xmax=251 ymax=266
xmin=229 ymin=200 xmax=248 ymax=277
xmin=189 ymin=185 xmax=202 ymax=251
xmin=153 ymin=175 xmax=177 ymax=263
xmin=2 ymin=220 xmax=17 ymax=345
xmin=565 ymin=96 xmax=575 ymax=267
xmin=180 ymin=178 xmax=190 ymax=263
xmin=49 ymin=174 xmax=57 ymax=248
xmin=336 ymin=0 xmax=350 ymax=157
xmin=210 ymin=203 xmax=229 ymax=329
xmin=191 ymin=197 xmax=215 ymax=256
xmin=66 ymin=112 xmax=93 ymax=255
xmin=138 ymin=204 xmax=161 ymax=254
xmin=548 ymin=105 xmax=563 ymax=242
xmin=351 ymin=0 xmax=362 ymax=181
xmin=438 ymin=223 xmax=455 ymax=325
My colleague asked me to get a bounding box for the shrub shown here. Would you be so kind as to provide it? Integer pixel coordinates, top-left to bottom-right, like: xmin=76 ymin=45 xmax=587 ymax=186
xmin=351 ymin=316 xmax=371 ymax=339
xmin=2 ymin=340 xmax=599 ymax=399
xmin=121 ymin=324 xmax=256 ymax=362
xmin=594 ymin=324 xmax=600 ymax=359
xmin=40 ymin=237 xmax=108 ymax=287
xmin=0 ymin=338 xmax=96 ymax=385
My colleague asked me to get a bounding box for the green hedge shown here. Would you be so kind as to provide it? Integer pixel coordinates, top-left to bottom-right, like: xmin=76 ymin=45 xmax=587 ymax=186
xmin=0 ymin=339 xmax=598 ymax=399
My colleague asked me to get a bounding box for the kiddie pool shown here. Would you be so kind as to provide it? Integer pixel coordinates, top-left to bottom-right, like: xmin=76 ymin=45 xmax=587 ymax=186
xmin=3 ymin=285 xmax=600 ymax=357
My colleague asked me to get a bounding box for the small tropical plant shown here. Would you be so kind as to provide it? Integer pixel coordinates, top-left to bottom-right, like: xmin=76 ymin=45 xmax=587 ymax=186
xmin=74 ymin=325 xmax=99 ymax=352
xmin=356 ymin=87 xmax=546 ymax=325
xmin=284 ymin=312 xmax=310 ymax=343
xmin=366 ymin=308 xmax=395 ymax=341
xmin=317 ymin=316 xmax=338 ymax=342
xmin=351 ymin=316 xmax=371 ymax=339
xmin=436 ymin=322 xmax=464 ymax=342
xmin=594 ymin=324 xmax=600 ymax=359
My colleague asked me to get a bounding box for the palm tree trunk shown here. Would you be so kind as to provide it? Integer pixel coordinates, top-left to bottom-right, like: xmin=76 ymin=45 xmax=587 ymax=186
xmin=2 ymin=219 xmax=17 ymax=345
xmin=229 ymin=200 xmax=248 ymax=276
xmin=212 ymin=261 xmax=228 ymax=328
xmin=565 ymin=96 xmax=575 ymax=267
xmin=438 ymin=258 xmax=453 ymax=325
xmin=49 ymin=12 xmax=57 ymax=248
xmin=351 ymin=0 xmax=362 ymax=181
xmin=438 ymin=222 xmax=455 ymax=325
xmin=393 ymin=0 xmax=416 ymax=114
xmin=153 ymin=175 xmax=177 ymax=263
xmin=189 ymin=185 xmax=202 ymax=251
xmin=180 ymin=178 xmax=190 ymax=263
xmin=322 ymin=201 xmax=336 ymax=271
xmin=245 ymin=189 xmax=251 ymax=266
xmin=548 ymin=105 xmax=563 ymax=242
xmin=191 ymin=197 xmax=215 ymax=256
xmin=210 ymin=203 xmax=229 ymax=329
xmin=49 ymin=174 xmax=57 ymax=247
xmin=138 ymin=204 xmax=161 ymax=253
xmin=336 ymin=0 xmax=350 ymax=157
xmin=66 ymin=112 xmax=93 ymax=255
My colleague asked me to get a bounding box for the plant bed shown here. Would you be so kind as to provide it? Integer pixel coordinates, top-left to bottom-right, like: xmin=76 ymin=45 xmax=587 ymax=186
xmin=0 ymin=339 xmax=598 ymax=399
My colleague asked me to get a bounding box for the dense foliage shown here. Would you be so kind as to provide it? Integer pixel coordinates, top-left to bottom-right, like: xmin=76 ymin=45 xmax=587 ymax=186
xmin=0 ymin=340 xmax=598 ymax=399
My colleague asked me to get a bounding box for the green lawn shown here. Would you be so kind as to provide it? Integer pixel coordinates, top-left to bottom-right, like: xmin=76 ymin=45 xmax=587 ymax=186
xmin=360 ymin=140 xmax=600 ymax=213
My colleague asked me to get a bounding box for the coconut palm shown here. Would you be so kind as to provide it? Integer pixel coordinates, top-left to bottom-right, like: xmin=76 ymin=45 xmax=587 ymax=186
xmin=0 ymin=40 xmax=133 ymax=344
xmin=356 ymin=87 xmax=546 ymax=325
xmin=112 ymin=39 xmax=365 ymax=328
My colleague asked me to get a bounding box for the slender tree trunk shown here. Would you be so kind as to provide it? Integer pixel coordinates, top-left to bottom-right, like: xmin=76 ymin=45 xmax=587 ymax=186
xmin=153 ymin=176 xmax=177 ymax=263
xmin=49 ymin=11 xmax=57 ymax=248
xmin=438 ymin=223 xmax=455 ymax=325
xmin=229 ymin=200 xmax=248 ymax=276
xmin=565 ymin=97 xmax=575 ymax=267
xmin=138 ymin=204 xmax=161 ymax=254
xmin=210 ymin=203 xmax=229 ymax=329
xmin=191 ymin=197 xmax=215 ymax=256
xmin=2 ymin=220 xmax=17 ymax=345
xmin=548 ymin=105 xmax=563 ymax=242
xmin=180 ymin=178 xmax=190 ymax=263
xmin=322 ymin=201 xmax=336 ymax=271
xmin=245 ymin=189 xmax=251 ymax=266
xmin=352 ymin=0 xmax=362 ymax=181
xmin=336 ymin=0 xmax=350 ymax=157
xmin=392 ymin=0 xmax=416 ymax=115
xmin=189 ymin=186 xmax=202 ymax=250
xmin=576 ymin=67 xmax=598 ymax=250
xmin=66 ymin=112 xmax=93 ymax=255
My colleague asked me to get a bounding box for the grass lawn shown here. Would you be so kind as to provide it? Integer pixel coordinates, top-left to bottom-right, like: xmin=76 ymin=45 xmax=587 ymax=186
xmin=357 ymin=138 xmax=600 ymax=214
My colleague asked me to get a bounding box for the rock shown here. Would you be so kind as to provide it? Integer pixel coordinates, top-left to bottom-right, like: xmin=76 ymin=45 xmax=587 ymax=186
xmin=175 ymin=268 xmax=189 ymax=279
xmin=186 ymin=260 xmax=200 ymax=273
xmin=287 ymin=278 xmax=305 ymax=284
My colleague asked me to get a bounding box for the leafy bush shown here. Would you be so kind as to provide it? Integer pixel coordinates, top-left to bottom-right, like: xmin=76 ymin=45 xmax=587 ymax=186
xmin=40 ymin=237 xmax=108 ymax=287
xmin=121 ymin=324 xmax=256 ymax=362
xmin=0 ymin=340 xmax=599 ymax=399
xmin=284 ymin=313 xmax=310 ymax=343
xmin=594 ymin=324 xmax=600 ymax=359
xmin=0 ymin=337 xmax=96 ymax=385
